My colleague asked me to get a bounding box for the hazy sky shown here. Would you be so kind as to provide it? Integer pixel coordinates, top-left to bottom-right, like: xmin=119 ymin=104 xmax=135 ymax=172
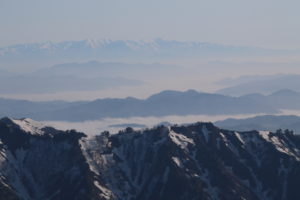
xmin=1 ymin=0 xmax=300 ymax=49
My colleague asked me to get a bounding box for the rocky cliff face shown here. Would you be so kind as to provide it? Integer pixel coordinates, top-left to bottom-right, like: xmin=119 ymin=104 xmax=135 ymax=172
xmin=1 ymin=118 xmax=300 ymax=200
xmin=0 ymin=118 xmax=100 ymax=200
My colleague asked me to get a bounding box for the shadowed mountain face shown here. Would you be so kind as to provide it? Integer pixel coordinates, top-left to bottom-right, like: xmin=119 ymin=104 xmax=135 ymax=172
xmin=1 ymin=118 xmax=300 ymax=200
xmin=2 ymin=89 xmax=300 ymax=121
xmin=0 ymin=118 xmax=99 ymax=200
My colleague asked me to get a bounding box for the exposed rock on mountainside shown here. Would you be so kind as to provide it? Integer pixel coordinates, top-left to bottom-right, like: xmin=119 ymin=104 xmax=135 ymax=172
xmin=1 ymin=118 xmax=300 ymax=200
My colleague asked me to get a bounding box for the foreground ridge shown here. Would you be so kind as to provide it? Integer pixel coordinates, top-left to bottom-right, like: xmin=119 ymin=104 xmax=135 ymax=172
xmin=1 ymin=118 xmax=300 ymax=200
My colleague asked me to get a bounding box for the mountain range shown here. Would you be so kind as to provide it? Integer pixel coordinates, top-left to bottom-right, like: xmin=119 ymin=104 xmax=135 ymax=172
xmin=1 ymin=118 xmax=300 ymax=200
xmin=2 ymin=40 xmax=298 ymax=77
xmin=2 ymin=89 xmax=300 ymax=121
xmin=217 ymin=74 xmax=300 ymax=96
xmin=0 ymin=61 xmax=188 ymax=95
xmin=0 ymin=74 xmax=141 ymax=94
xmin=0 ymin=39 xmax=288 ymax=64
xmin=215 ymin=115 xmax=300 ymax=134
xmin=35 ymin=61 xmax=180 ymax=79
xmin=0 ymin=90 xmax=278 ymax=121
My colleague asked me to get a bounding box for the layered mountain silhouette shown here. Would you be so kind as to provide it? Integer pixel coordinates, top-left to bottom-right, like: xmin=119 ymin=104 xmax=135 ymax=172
xmin=215 ymin=115 xmax=300 ymax=134
xmin=217 ymin=74 xmax=300 ymax=96
xmin=0 ymin=74 xmax=141 ymax=94
xmin=1 ymin=118 xmax=300 ymax=200
xmin=2 ymin=89 xmax=300 ymax=121
xmin=0 ymin=39 xmax=286 ymax=64
xmin=0 ymin=90 xmax=282 ymax=121
xmin=0 ymin=61 xmax=187 ymax=94
xmin=35 ymin=61 xmax=181 ymax=80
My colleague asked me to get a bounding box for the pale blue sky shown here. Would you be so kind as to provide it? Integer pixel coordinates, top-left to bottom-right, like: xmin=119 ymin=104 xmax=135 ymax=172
xmin=1 ymin=0 xmax=300 ymax=48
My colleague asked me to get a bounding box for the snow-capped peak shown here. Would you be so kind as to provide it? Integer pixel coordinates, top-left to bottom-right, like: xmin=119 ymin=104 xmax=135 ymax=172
xmin=10 ymin=118 xmax=46 ymax=135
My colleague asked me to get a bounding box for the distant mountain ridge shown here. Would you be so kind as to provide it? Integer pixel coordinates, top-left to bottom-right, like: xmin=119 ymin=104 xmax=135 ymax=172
xmin=0 ymin=74 xmax=142 ymax=94
xmin=1 ymin=89 xmax=279 ymax=121
xmin=1 ymin=118 xmax=300 ymax=199
xmin=34 ymin=60 xmax=181 ymax=80
xmin=1 ymin=89 xmax=300 ymax=121
xmin=217 ymin=74 xmax=300 ymax=96
xmin=0 ymin=61 xmax=186 ymax=94
xmin=0 ymin=39 xmax=289 ymax=63
xmin=215 ymin=115 xmax=300 ymax=134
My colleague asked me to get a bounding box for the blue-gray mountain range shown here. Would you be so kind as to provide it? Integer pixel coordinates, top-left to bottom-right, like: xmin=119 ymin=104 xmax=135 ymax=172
xmin=0 ymin=39 xmax=289 ymax=64
xmin=217 ymin=74 xmax=300 ymax=96
xmin=215 ymin=115 xmax=300 ymax=134
xmin=1 ymin=89 xmax=300 ymax=121
xmin=0 ymin=61 xmax=188 ymax=94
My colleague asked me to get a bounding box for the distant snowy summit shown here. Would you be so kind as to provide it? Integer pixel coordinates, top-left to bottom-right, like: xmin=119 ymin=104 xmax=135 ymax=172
xmin=1 ymin=117 xmax=300 ymax=199
xmin=0 ymin=39 xmax=287 ymax=62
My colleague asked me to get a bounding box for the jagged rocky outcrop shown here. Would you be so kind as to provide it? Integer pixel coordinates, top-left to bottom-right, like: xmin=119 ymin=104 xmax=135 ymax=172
xmin=1 ymin=118 xmax=300 ymax=200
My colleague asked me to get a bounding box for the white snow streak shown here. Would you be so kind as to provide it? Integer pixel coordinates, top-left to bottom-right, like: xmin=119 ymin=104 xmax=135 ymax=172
xmin=11 ymin=118 xmax=46 ymax=135
xmin=169 ymin=130 xmax=194 ymax=150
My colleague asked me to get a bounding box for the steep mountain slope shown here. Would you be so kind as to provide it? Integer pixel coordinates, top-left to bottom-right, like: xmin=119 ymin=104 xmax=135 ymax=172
xmin=0 ymin=118 xmax=101 ymax=200
xmin=1 ymin=118 xmax=300 ymax=199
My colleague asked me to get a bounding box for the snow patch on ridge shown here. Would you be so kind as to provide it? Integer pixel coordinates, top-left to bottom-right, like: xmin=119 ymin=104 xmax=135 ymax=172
xmin=259 ymin=131 xmax=300 ymax=159
xmin=172 ymin=156 xmax=183 ymax=168
xmin=11 ymin=118 xmax=46 ymax=135
xmin=169 ymin=130 xmax=194 ymax=150
xmin=235 ymin=132 xmax=245 ymax=145
xmin=220 ymin=132 xmax=240 ymax=156
xmin=94 ymin=180 xmax=112 ymax=200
